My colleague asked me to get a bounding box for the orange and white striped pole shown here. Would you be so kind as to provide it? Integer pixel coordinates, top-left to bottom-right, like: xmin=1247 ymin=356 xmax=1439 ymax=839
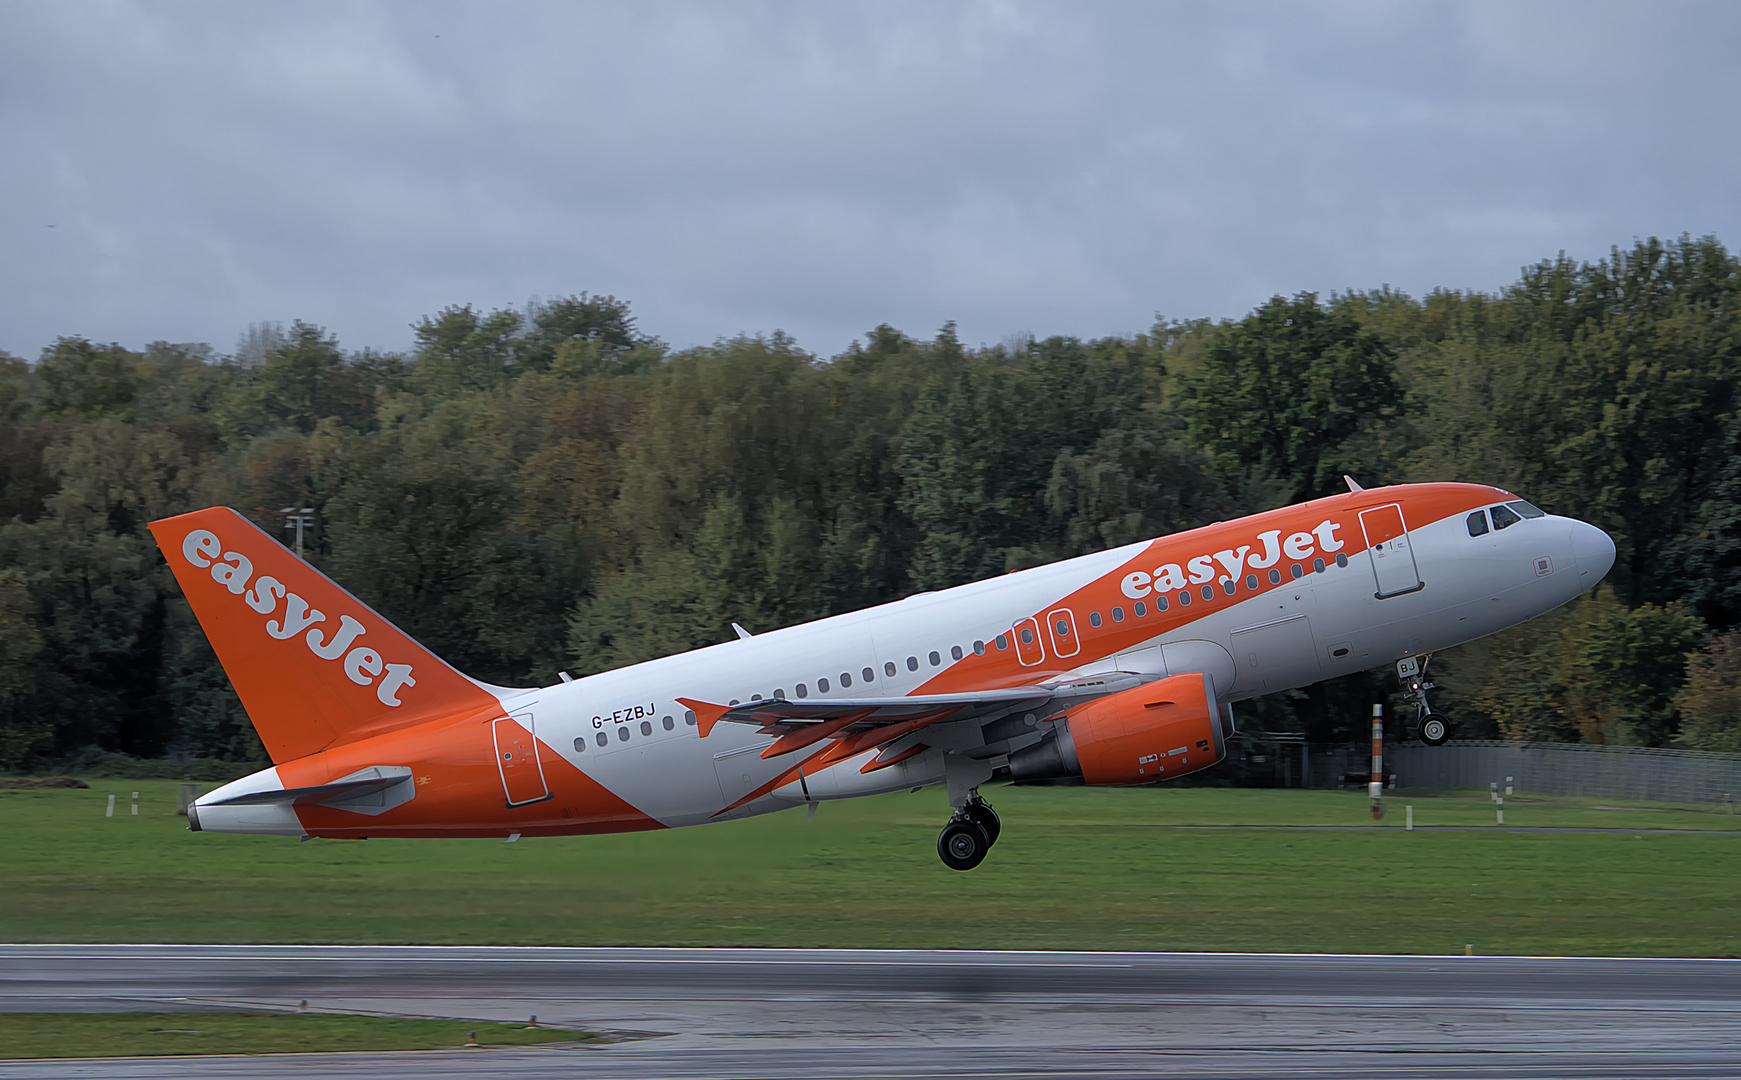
xmin=1370 ymin=703 xmax=1385 ymax=820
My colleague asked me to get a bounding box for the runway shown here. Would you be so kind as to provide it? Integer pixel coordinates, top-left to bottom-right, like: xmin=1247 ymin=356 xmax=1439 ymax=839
xmin=3 ymin=945 xmax=1740 ymax=1077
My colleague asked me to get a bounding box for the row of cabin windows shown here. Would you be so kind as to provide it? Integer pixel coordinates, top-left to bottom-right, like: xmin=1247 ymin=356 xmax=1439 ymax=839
xmin=574 ymin=709 xmax=698 ymax=752
xmin=1467 ymin=500 xmax=1546 ymax=537
xmin=725 ymin=643 xmax=999 ymax=704
xmin=1071 ymin=555 xmax=1346 ymax=632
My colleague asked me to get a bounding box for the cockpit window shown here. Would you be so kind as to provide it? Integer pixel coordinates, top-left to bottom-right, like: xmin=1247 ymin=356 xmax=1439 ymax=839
xmin=1507 ymin=500 xmax=1545 ymax=519
xmin=1490 ymin=504 xmax=1522 ymax=530
xmin=1466 ymin=510 xmax=1489 ymax=537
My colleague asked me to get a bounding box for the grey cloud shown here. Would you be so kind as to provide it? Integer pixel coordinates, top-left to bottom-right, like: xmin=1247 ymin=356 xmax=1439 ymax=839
xmin=2 ymin=0 xmax=1737 ymax=361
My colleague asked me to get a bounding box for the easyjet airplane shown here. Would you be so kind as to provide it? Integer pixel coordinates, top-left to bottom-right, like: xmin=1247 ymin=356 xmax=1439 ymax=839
xmin=151 ymin=480 xmax=1614 ymax=870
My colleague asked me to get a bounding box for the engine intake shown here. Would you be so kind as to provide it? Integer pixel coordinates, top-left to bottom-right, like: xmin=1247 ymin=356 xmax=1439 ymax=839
xmin=1009 ymin=671 xmax=1230 ymax=785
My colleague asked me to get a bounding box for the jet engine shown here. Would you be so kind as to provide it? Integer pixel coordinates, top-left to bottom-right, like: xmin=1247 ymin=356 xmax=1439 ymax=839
xmin=1009 ymin=671 xmax=1231 ymax=785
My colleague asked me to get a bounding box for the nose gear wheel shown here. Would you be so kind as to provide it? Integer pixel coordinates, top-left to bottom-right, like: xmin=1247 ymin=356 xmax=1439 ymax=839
xmin=1396 ymin=654 xmax=1451 ymax=746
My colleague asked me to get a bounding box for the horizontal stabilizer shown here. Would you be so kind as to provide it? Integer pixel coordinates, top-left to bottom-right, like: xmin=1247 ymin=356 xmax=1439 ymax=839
xmin=208 ymin=765 xmax=413 ymax=809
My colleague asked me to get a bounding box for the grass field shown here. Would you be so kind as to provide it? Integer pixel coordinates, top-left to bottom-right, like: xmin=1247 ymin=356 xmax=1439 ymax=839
xmin=0 ymin=1012 xmax=596 ymax=1058
xmin=2 ymin=780 xmax=1738 ymax=956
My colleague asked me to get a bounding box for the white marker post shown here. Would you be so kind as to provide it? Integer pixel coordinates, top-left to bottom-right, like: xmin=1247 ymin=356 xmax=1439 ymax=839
xmin=1497 ymin=796 xmax=1505 ymax=826
xmin=1406 ymin=805 xmax=1414 ymax=831
xmin=105 ymin=795 xmax=114 ymax=818
xmin=1369 ymin=703 xmax=1384 ymax=820
xmin=131 ymin=791 xmax=138 ymax=816
xmin=1506 ymin=776 xmax=1514 ymax=796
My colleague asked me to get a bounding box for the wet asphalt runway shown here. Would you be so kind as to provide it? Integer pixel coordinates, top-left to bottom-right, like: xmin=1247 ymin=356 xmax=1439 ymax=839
xmin=2 ymin=945 xmax=1739 ymax=1077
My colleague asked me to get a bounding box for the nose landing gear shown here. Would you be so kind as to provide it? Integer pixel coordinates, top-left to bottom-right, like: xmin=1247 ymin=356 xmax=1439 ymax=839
xmin=937 ymin=796 xmax=999 ymax=871
xmin=1397 ymin=654 xmax=1450 ymax=746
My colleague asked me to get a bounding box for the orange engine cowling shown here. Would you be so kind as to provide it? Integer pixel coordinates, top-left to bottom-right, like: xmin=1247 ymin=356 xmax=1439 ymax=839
xmin=1008 ymin=672 xmax=1231 ymax=785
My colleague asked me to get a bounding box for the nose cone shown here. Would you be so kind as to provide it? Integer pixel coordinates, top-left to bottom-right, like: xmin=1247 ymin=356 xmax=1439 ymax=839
xmin=1571 ymin=519 xmax=1616 ymax=583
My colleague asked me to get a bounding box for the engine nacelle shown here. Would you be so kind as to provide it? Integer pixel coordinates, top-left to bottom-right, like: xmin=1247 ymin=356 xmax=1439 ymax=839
xmin=1009 ymin=671 xmax=1230 ymax=785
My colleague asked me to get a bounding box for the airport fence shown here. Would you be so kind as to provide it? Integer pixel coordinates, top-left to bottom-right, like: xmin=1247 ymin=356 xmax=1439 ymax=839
xmin=1388 ymin=739 xmax=1741 ymax=807
xmin=1218 ymin=735 xmax=1741 ymax=807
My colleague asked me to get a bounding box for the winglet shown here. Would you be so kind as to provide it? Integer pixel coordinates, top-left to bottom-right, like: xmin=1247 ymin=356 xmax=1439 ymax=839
xmin=678 ymin=697 xmax=733 ymax=738
xmin=1344 ymin=474 xmax=1365 ymax=492
xmin=731 ymin=623 xmax=753 ymax=640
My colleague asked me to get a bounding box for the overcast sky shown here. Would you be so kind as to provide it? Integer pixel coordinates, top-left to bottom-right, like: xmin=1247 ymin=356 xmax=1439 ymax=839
xmin=3 ymin=1 xmax=1737 ymax=362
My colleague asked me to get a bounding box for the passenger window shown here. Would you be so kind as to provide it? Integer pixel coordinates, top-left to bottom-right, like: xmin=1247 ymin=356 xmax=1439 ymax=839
xmin=573 ymin=737 xmax=586 ymax=753
xmin=929 ymin=651 xmax=941 ymax=666
xmin=775 ymin=688 xmax=787 ymax=699
xmin=640 ymin=720 xmax=652 ymax=736
xmin=1054 ymin=619 xmax=1070 ymax=637
xmin=862 ymin=667 xmax=874 ymax=682
xmin=1088 ymin=611 xmax=1102 ymax=627
xmin=885 ymin=662 xmax=897 ymax=677
xmin=1467 ymin=510 xmax=1489 ymax=537
xmin=1290 ymin=563 xmax=1303 ymax=579
xmin=951 ymin=645 xmax=963 ymax=661
xmin=751 ymin=693 xmax=763 ymax=701
xmin=663 ymin=715 xmax=674 ymax=730
xmin=1335 ymin=553 xmax=1348 ymax=568
xmin=1137 ymin=599 xmax=1151 ymax=615
xmin=1202 ymin=585 xmax=1215 ymax=600
xmin=973 ymin=640 xmax=985 ymax=654
xmin=617 ymin=726 xmax=630 ymax=742
xmin=1221 ymin=579 xmax=1235 ymax=596
xmin=1111 ymin=606 xmax=1124 ymax=622
xmin=685 ymin=710 xmax=697 ymax=725
xmin=1178 ymin=590 xmax=1190 ymax=606
xmin=1491 ymin=504 xmax=1521 ymax=530
xmin=1020 ymin=627 xmax=1034 ymax=645
xmin=818 ymin=677 xmax=830 ymax=693
xmin=1313 ymin=557 xmax=1326 ymax=573
xmin=795 ymin=684 xmax=808 ymax=698
xmin=1245 ymin=573 xmax=1258 ymax=591
xmin=906 ymin=656 xmax=918 ymax=671
xmin=1507 ymin=500 xmax=1545 ymax=519
xmin=839 ymin=672 xmax=851 ymax=687
xmin=996 ymin=635 xmax=1009 ymax=650
xmin=1268 ymin=568 xmax=1281 ymax=585
xmin=595 ymin=731 xmax=608 ymax=747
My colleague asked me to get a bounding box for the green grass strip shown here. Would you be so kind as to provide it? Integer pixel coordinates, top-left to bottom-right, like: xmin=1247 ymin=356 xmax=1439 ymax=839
xmin=3 ymin=781 xmax=1738 ymax=956
xmin=0 ymin=1011 xmax=598 ymax=1059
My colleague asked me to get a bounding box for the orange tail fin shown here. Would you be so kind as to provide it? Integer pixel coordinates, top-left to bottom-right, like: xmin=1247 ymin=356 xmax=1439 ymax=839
xmin=149 ymin=507 xmax=503 ymax=763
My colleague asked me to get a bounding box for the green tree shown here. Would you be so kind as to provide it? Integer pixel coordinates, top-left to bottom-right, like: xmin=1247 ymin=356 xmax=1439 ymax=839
xmin=1450 ymin=586 xmax=1706 ymax=746
xmin=37 ymin=338 xmax=142 ymax=416
xmin=900 ymin=336 xmax=1154 ymax=588
xmin=410 ymin=305 xmax=525 ymax=398
xmin=1676 ymin=631 xmax=1741 ymax=753
xmin=1176 ymin=293 xmax=1404 ymax=503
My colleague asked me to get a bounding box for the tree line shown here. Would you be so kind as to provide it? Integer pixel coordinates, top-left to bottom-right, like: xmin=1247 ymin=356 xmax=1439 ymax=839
xmin=3 ymin=235 xmax=1741 ymax=771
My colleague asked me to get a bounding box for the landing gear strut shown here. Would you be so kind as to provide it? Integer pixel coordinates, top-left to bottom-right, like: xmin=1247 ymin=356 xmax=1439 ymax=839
xmin=937 ymin=796 xmax=999 ymax=871
xmin=1397 ymin=654 xmax=1450 ymax=746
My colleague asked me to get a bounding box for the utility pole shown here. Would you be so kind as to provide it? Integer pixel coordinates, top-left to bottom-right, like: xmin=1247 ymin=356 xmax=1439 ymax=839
xmin=1370 ymin=703 xmax=1385 ymax=820
xmin=280 ymin=507 xmax=315 ymax=559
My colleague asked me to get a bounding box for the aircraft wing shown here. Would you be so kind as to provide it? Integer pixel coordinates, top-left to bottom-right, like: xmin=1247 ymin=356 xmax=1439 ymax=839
xmin=678 ymin=687 xmax=1049 ymax=765
xmin=715 ymin=688 xmax=1048 ymax=728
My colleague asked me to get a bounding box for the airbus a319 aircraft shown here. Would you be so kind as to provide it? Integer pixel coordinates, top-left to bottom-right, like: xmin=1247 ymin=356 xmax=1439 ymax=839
xmin=152 ymin=480 xmax=1614 ymax=870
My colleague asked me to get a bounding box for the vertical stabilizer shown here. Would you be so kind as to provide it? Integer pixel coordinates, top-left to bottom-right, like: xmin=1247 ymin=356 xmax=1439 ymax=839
xmin=149 ymin=507 xmax=503 ymax=763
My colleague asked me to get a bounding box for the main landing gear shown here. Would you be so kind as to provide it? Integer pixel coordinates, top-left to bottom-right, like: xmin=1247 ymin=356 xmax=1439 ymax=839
xmin=937 ymin=796 xmax=1000 ymax=871
xmin=1397 ymin=654 xmax=1450 ymax=746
